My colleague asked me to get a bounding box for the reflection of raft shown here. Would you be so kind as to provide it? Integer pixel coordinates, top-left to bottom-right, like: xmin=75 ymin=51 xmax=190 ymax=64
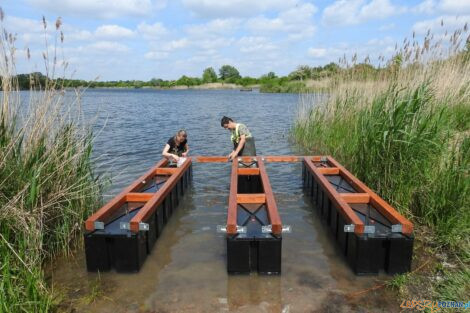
xmin=302 ymin=156 xmax=414 ymax=275
xmin=84 ymin=159 xmax=192 ymax=272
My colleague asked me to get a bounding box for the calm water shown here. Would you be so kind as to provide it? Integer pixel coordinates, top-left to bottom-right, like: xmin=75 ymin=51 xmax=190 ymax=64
xmin=49 ymin=89 xmax=397 ymax=313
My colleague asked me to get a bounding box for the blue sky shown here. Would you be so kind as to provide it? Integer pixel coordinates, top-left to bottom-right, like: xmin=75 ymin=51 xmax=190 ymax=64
xmin=2 ymin=0 xmax=469 ymax=80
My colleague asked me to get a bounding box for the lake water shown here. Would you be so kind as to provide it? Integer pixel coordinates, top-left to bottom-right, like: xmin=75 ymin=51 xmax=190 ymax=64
xmin=49 ymin=89 xmax=398 ymax=313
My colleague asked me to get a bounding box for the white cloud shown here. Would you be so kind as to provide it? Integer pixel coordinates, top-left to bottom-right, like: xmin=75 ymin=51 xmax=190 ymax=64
xmin=137 ymin=22 xmax=168 ymax=40
xmin=186 ymin=18 xmax=242 ymax=36
xmin=439 ymin=0 xmax=470 ymax=14
xmin=322 ymin=0 xmax=404 ymax=26
xmin=308 ymin=48 xmax=327 ymax=57
xmin=95 ymin=25 xmax=135 ymax=39
xmin=412 ymin=0 xmax=437 ymax=14
xmin=86 ymin=41 xmax=130 ymax=53
xmin=182 ymin=0 xmax=299 ymax=18
xmin=145 ymin=51 xmax=169 ymax=60
xmin=413 ymin=15 xmax=470 ymax=35
xmin=246 ymin=3 xmax=317 ymax=40
xmin=237 ymin=36 xmax=278 ymax=53
xmin=26 ymin=0 xmax=166 ymax=19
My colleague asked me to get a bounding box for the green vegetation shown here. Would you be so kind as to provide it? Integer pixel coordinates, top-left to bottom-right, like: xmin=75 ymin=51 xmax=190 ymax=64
xmin=0 ymin=13 xmax=101 ymax=312
xmin=10 ymin=62 xmax=346 ymax=92
xmin=293 ymin=29 xmax=470 ymax=302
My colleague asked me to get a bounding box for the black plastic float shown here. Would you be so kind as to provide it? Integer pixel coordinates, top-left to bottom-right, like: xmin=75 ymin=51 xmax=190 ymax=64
xmin=84 ymin=158 xmax=192 ymax=272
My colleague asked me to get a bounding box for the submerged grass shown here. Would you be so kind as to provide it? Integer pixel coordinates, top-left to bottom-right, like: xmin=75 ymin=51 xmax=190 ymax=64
xmin=0 ymin=11 xmax=101 ymax=312
xmin=293 ymin=25 xmax=470 ymax=302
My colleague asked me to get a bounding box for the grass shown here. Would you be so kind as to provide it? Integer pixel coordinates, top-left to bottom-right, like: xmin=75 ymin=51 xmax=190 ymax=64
xmin=293 ymin=25 xmax=470 ymax=303
xmin=0 ymin=11 xmax=101 ymax=312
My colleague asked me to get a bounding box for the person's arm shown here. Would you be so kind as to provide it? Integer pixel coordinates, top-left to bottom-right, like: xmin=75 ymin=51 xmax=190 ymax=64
xmin=162 ymin=144 xmax=179 ymax=161
xmin=229 ymin=135 xmax=246 ymax=160
xmin=182 ymin=143 xmax=189 ymax=157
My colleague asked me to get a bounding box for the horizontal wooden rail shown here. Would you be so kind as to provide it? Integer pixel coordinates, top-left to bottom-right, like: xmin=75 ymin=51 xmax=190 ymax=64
xmin=155 ymin=168 xmax=178 ymax=175
xmin=304 ymin=157 xmax=365 ymax=234
xmin=85 ymin=159 xmax=168 ymax=231
xmin=237 ymin=193 xmax=266 ymax=204
xmin=327 ymin=156 xmax=413 ymax=235
xmin=257 ymin=157 xmax=282 ymax=235
xmin=125 ymin=193 xmax=154 ymax=202
xmin=340 ymin=193 xmax=370 ymax=204
xmin=317 ymin=167 xmax=340 ymax=175
xmin=238 ymin=168 xmax=260 ymax=175
xmin=195 ymin=155 xmax=322 ymax=163
xmin=227 ymin=158 xmax=239 ymax=234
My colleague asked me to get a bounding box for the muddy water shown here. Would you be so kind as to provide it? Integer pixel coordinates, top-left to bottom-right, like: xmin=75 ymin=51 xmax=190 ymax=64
xmin=49 ymin=89 xmax=398 ymax=312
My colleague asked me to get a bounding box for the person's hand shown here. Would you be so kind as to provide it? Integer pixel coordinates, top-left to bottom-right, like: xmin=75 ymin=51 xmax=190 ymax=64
xmin=182 ymin=152 xmax=188 ymax=157
xmin=173 ymin=155 xmax=180 ymax=162
xmin=228 ymin=151 xmax=237 ymax=161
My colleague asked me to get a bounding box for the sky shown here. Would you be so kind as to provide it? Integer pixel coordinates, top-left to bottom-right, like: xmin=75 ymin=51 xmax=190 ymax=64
xmin=1 ymin=0 xmax=469 ymax=81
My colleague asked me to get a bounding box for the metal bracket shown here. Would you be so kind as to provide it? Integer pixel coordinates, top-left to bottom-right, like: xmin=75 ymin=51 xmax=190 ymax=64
xmin=344 ymin=224 xmax=355 ymax=232
xmin=119 ymin=222 xmax=149 ymax=231
xmin=139 ymin=222 xmax=149 ymax=231
xmin=142 ymin=180 xmax=146 ymax=184
xmin=236 ymin=226 xmax=247 ymax=233
xmin=216 ymin=225 xmax=227 ymax=233
xmin=216 ymin=225 xmax=246 ymax=234
xmin=364 ymin=225 xmax=376 ymax=234
xmin=282 ymin=225 xmax=292 ymax=233
xmin=94 ymin=221 xmax=104 ymax=230
xmin=261 ymin=225 xmax=272 ymax=233
xmin=391 ymin=224 xmax=402 ymax=233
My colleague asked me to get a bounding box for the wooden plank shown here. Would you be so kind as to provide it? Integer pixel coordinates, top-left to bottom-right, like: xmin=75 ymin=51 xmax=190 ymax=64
xmin=129 ymin=158 xmax=192 ymax=232
xmin=237 ymin=193 xmax=266 ymax=204
xmin=257 ymin=157 xmax=282 ymax=235
xmin=327 ymin=156 xmax=414 ymax=235
xmin=238 ymin=168 xmax=260 ymax=175
xmin=263 ymin=156 xmax=302 ymax=162
xmin=340 ymin=193 xmax=370 ymax=204
xmin=155 ymin=168 xmax=178 ymax=175
xmin=304 ymin=157 xmax=365 ymax=234
xmin=195 ymin=155 xmax=322 ymax=163
xmin=125 ymin=193 xmax=154 ymax=202
xmin=318 ymin=167 xmax=340 ymax=175
xmin=227 ymin=158 xmax=239 ymax=235
xmin=85 ymin=159 xmax=168 ymax=231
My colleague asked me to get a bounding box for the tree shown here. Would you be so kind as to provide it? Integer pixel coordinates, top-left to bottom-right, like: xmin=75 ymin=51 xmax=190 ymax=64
xmin=219 ymin=65 xmax=241 ymax=81
xmin=202 ymin=67 xmax=217 ymax=83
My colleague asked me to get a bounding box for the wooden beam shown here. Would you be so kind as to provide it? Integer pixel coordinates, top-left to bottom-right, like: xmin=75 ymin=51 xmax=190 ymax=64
xmin=155 ymin=168 xmax=178 ymax=175
xmin=327 ymin=156 xmax=413 ymax=235
xmin=304 ymin=157 xmax=365 ymax=234
xmin=226 ymin=158 xmax=239 ymax=235
xmin=257 ymin=157 xmax=282 ymax=235
xmin=129 ymin=158 xmax=192 ymax=232
xmin=125 ymin=192 xmax=154 ymax=202
xmin=340 ymin=193 xmax=370 ymax=204
xmin=317 ymin=167 xmax=340 ymax=175
xmin=238 ymin=168 xmax=260 ymax=175
xmin=237 ymin=193 xmax=266 ymax=204
xmin=194 ymin=155 xmax=323 ymax=163
xmin=85 ymin=158 xmax=168 ymax=231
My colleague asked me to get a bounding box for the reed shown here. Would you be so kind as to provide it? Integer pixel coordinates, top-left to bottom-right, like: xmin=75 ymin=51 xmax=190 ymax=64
xmin=0 ymin=10 xmax=101 ymax=312
xmin=293 ymin=24 xmax=470 ymax=300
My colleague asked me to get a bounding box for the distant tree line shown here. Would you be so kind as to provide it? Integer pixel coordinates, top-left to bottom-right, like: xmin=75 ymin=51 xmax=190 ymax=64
xmin=4 ymin=62 xmax=387 ymax=92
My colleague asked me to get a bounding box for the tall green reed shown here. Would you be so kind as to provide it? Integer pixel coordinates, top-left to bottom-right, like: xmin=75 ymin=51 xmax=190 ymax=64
xmin=0 ymin=10 xmax=101 ymax=312
xmin=293 ymin=24 xmax=470 ymax=294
